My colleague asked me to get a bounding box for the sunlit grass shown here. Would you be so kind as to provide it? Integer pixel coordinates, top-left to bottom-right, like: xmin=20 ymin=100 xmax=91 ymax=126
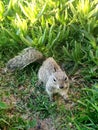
xmin=19 ymin=1 xmax=38 ymax=23
xmin=0 ymin=1 xmax=4 ymax=21
xmin=78 ymin=0 xmax=90 ymax=15
xmin=12 ymin=13 xmax=27 ymax=35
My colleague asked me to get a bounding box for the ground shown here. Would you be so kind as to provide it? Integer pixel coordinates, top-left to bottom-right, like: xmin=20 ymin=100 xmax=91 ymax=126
xmin=0 ymin=63 xmax=85 ymax=130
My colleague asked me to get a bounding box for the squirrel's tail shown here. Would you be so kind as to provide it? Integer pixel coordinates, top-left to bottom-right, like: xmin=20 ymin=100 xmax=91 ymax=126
xmin=6 ymin=47 xmax=44 ymax=72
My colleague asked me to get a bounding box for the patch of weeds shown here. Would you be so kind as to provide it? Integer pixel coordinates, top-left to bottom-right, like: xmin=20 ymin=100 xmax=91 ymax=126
xmin=0 ymin=101 xmax=37 ymax=130
xmin=71 ymin=84 xmax=98 ymax=130
xmin=0 ymin=67 xmax=38 ymax=129
xmin=29 ymin=90 xmax=57 ymax=119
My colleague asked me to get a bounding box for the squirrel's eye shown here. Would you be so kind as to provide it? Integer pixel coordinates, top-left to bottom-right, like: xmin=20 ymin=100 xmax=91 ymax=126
xmin=53 ymin=78 xmax=56 ymax=82
xmin=64 ymin=77 xmax=67 ymax=81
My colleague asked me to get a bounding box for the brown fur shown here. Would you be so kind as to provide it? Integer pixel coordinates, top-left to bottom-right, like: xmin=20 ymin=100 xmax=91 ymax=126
xmin=38 ymin=57 xmax=69 ymax=100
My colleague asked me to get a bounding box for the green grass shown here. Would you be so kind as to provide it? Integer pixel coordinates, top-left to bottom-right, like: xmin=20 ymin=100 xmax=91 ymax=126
xmin=0 ymin=0 xmax=98 ymax=129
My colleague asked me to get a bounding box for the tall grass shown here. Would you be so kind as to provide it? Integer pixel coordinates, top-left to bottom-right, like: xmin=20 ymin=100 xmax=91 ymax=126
xmin=1 ymin=0 xmax=97 ymax=65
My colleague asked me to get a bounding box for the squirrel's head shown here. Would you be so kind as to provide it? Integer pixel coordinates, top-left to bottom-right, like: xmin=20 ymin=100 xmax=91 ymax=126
xmin=48 ymin=71 xmax=69 ymax=90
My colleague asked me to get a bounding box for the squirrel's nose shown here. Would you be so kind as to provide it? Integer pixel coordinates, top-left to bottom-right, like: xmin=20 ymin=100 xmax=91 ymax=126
xmin=59 ymin=86 xmax=64 ymax=89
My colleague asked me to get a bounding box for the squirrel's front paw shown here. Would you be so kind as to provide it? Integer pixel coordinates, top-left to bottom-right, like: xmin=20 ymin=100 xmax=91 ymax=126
xmin=63 ymin=94 xmax=69 ymax=101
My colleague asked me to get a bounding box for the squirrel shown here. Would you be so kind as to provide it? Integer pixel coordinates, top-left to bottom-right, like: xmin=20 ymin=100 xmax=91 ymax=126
xmin=5 ymin=47 xmax=69 ymax=100
xmin=38 ymin=57 xmax=69 ymax=100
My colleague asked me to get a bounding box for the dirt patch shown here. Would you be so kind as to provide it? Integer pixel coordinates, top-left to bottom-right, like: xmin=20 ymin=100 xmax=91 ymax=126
xmin=30 ymin=118 xmax=55 ymax=130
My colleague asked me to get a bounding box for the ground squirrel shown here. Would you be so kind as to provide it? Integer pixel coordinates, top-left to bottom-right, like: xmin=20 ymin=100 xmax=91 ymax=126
xmin=6 ymin=47 xmax=69 ymax=100
xmin=38 ymin=57 xmax=69 ymax=100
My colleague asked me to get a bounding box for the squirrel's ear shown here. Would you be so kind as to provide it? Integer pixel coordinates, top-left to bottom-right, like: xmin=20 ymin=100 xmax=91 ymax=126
xmin=54 ymin=67 xmax=56 ymax=72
